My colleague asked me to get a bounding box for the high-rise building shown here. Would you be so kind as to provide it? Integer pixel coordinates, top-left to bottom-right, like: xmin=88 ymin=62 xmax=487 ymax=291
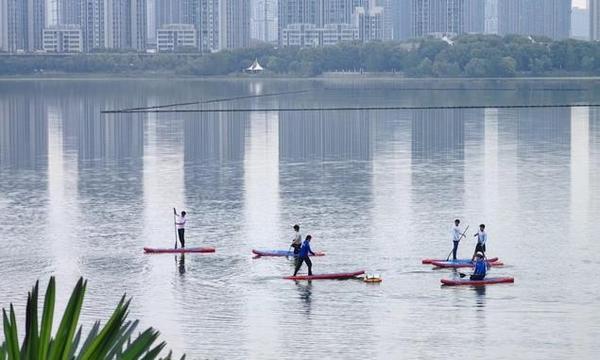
xmin=199 ymin=0 xmax=220 ymax=52
xmin=485 ymin=0 xmax=498 ymax=34
xmin=498 ymin=0 xmax=571 ymax=40
xmin=278 ymin=0 xmax=322 ymax=44
xmin=377 ymin=0 xmax=393 ymax=40
xmin=131 ymin=0 xmax=147 ymax=50
xmin=591 ymin=0 xmax=600 ymax=40
xmin=0 ymin=0 xmax=5 ymax=51
xmin=0 ymin=0 xmax=23 ymax=52
xmin=219 ymin=0 xmax=251 ymax=49
xmin=58 ymin=0 xmax=81 ymax=25
xmin=354 ymin=2 xmax=384 ymax=42
xmin=27 ymin=0 xmax=46 ymax=51
xmin=0 ymin=0 xmax=45 ymax=52
xmin=77 ymin=0 xmax=146 ymax=52
xmin=322 ymin=0 xmax=365 ymax=25
xmin=571 ymin=6 xmax=588 ymax=40
xmin=105 ymin=0 xmax=126 ymax=49
xmin=251 ymin=0 xmax=278 ymax=43
xmin=394 ymin=0 xmax=412 ymax=40
xmin=80 ymin=0 xmax=105 ymax=51
xmin=464 ymin=0 xmax=484 ymax=33
xmin=411 ymin=0 xmax=465 ymax=38
xmin=156 ymin=0 xmax=184 ymax=27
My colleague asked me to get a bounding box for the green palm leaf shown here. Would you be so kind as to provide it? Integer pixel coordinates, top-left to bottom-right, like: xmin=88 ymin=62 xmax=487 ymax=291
xmin=38 ymin=277 xmax=56 ymax=360
xmin=1 ymin=277 xmax=182 ymax=359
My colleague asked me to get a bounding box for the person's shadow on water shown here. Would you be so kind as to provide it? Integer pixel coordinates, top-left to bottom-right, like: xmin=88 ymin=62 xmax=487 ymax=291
xmin=296 ymin=281 xmax=313 ymax=315
xmin=473 ymin=286 xmax=486 ymax=308
xmin=176 ymin=254 xmax=186 ymax=275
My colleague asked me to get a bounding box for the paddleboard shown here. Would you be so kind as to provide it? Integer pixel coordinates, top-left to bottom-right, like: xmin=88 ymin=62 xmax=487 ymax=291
xmin=422 ymin=257 xmax=498 ymax=264
xmin=144 ymin=247 xmax=216 ymax=254
xmin=441 ymin=277 xmax=515 ymax=286
xmin=284 ymin=270 xmax=365 ymax=281
xmin=252 ymin=249 xmax=325 ymax=257
xmin=430 ymin=260 xmax=503 ymax=268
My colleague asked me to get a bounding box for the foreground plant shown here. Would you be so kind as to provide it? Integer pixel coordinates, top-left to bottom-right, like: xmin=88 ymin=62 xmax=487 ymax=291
xmin=0 ymin=277 xmax=183 ymax=360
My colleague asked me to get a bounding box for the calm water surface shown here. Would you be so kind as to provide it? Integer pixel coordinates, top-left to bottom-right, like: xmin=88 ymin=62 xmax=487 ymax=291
xmin=1 ymin=79 xmax=599 ymax=359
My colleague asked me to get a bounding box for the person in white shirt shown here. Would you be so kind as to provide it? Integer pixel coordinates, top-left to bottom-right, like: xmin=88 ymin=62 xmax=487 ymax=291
xmin=174 ymin=209 xmax=187 ymax=248
xmin=451 ymin=219 xmax=464 ymax=260
xmin=472 ymin=224 xmax=487 ymax=261
xmin=291 ymin=224 xmax=302 ymax=255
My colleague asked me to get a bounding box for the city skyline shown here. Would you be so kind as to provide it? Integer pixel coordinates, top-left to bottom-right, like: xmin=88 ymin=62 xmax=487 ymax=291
xmin=0 ymin=0 xmax=588 ymax=54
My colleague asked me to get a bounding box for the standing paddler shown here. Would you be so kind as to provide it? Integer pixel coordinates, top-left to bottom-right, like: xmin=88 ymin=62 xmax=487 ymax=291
xmin=293 ymin=235 xmax=315 ymax=276
xmin=450 ymin=219 xmax=465 ymax=260
xmin=472 ymin=224 xmax=487 ymax=261
xmin=174 ymin=208 xmax=187 ymax=248
xmin=291 ymin=224 xmax=302 ymax=255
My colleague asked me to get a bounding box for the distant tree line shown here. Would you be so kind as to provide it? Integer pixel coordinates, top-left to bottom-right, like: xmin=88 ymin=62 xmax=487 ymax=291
xmin=2 ymin=35 xmax=600 ymax=77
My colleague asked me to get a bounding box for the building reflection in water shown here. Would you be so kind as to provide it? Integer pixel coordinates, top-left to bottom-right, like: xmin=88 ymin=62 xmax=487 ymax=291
xmin=411 ymin=109 xmax=465 ymax=162
xmin=277 ymin=109 xmax=375 ymax=263
xmin=182 ymin=109 xmax=248 ymax=245
xmin=0 ymin=95 xmax=48 ymax=169
xmin=410 ymin=109 xmax=466 ymax=218
xmin=73 ymin=99 xmax=146 ymax=276
xmin=184 ymin=112 xmax=247 ymax=163
xmin=509 ymin=108 xmax=571 ymax=210
xmin=278 ymin=110 xmax=373 ymax=162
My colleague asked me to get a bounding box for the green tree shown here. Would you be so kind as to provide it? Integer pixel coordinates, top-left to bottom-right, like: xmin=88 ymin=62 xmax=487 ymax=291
xmin=465 ymin=58 xmax=488 ymax=77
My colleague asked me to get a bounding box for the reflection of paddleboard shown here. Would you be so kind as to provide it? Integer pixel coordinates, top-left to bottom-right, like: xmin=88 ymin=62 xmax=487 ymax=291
xmin=144 ymin=247 xmax=215 ymax=254
xmin=284 ymin=271 xmax=365 ymax=281
xmin=252 ymin=249 xmax=325 ymax=257
xmin=441 ymin=277 xmax=515 ymax=286
xmin=422 ymin=257 xmax=498 ymax=264
xmin=430 ymin=260 xmax=503 ymax=268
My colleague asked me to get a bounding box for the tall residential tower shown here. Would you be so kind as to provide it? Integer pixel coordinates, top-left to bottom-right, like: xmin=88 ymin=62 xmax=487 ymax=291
xmin=591 ymin=0 xmax=600 ymax=40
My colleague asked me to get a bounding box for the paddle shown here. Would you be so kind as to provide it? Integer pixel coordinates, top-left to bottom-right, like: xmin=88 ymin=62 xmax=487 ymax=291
xmin=173 ymin=207 xmax=178 ymax=249
xmin=446 ymin=225 xmax=470 ymax=261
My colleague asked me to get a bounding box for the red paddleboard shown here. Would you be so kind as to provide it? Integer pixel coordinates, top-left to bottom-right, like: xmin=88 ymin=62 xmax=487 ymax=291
xmin=143 ymin=247 xmax=216 ymax=254
xmin=441 ymin=277 xmax=515 ymax=286
xmin=422 ymin=257 xmax=498 ymax=264
xmin=284 ymin=270 xmax=365 ymax=280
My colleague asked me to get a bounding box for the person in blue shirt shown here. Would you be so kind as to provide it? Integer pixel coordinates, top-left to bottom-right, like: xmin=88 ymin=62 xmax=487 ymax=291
xmin=470 ymin=252 xmax=488 ymax=281
xmin=293 ymin=235 xmax=315 ymax=276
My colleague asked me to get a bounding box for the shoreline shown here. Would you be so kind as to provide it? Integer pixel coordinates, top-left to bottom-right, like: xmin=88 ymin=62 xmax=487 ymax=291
xmin=2 ymin=73 xmax=600 ymax=82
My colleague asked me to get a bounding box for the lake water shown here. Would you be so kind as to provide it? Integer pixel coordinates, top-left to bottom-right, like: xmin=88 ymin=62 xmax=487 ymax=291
xmin=0 ymin=78 xmax=599 ymax=359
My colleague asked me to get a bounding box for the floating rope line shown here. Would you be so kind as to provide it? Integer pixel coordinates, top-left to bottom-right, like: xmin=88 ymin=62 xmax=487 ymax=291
xmin=323 ymin=87 xmax=587 ymax=92
xmin=104 ymin=89 xmax=311 ymax=113
xmin=101 ymin=103 xmax=600 ymax=114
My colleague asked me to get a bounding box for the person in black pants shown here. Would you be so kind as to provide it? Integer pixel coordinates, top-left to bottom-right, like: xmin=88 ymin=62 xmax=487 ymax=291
xmin=293 ymin=235 xmax=315 ymax=276
xmin=174 ymin=209 xmax=187 ymax=248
